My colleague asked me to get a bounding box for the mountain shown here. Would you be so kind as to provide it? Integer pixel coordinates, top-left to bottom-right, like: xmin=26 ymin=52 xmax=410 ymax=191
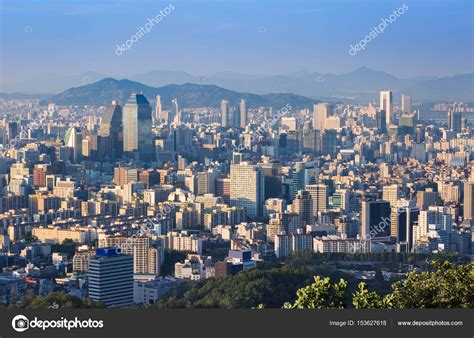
xmin=125 ymin=67 xmax=474 ymax=103
xmin=8 ymin=67 xmax=474 ymax=103
xmin=46 ymin=78 xmax=319 ymax=109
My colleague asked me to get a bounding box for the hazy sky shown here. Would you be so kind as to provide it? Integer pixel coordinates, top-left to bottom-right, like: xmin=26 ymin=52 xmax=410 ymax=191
xmin=1 ymin=0 xmax=473 ymax=87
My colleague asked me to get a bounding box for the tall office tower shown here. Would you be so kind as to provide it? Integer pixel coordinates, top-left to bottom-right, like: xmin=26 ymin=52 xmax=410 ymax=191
xmin=6 ymin=121 xmax=19 ymax=142
xmin=170 ymin=98 xmax=179 ymax=123
xmin=379 ymin=90 xmax=393 ymax=125
xmin=155 ymin=95 xmax=162 ymax=122
xmin=291 ymin=162 xmax=306 ymax=200
xmin=105 ymin=237 xmax=160 ymax=275
xmin=122 ymin=93 xmax=154 ymax=161
xmin=321 ymin=129 xmax=337 ymax=157
xmin=312 ymin=103 xmax=334 ymax=130
xmin=401 ymin=94 xmax=412 ymax=113
xmin=305 ymin=184 xmax=328 ymax=217
xmin=361 ymin=200 xmax=391 ymax=239
xmin=64 ymin=127 xmax=82 ymax=163
xmin=221 ymin=99 xmax=230 ymax=127
xmin=391 ymin=200 xmax=419 ymax=251
xmin=375 ymin=110 xmax=387 ymax=132
xmin=448 ymin=111 xmax=462 ymax=133
xmin=230 ymin=163 xmax=265 ymax=218
xmin=382 ymin=184 xmax=399 ymax=207
xmin=88 ymin=248 xmax=133 ymax=307
xmin=293 ymin=190 xmax=313 ymax=226
xmin=464 ymin=181 xmax=474 ymax=221
xmin=239 ymin=99 xmax=247 ymax=128
xmin=98 ymin=100 xmax=123 ymax=161
xmin=416 ymin=188 xmax=439 ymax=210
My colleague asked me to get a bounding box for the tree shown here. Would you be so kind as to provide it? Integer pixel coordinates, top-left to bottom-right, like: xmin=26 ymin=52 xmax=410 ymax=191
xmin=284 ymin=276 xmax=348 ymax=309
xmin=389 ymin=261 xmax=473 ymax=308
xmin=352 ymin=282 xmax=393 ymax=308
xmin=285 ymin=261 xmax=473 ymax=309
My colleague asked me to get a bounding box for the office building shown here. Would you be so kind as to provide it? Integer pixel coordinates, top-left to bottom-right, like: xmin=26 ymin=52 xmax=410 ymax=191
xmin=380 ymin=90 xmax=393 ymax=124
xmin=221 ymin=99 xmax=229 ymax=128
xmin=122 ymin=93 xmax=154 ymax=161
xmin=361 ymin=200 xmax=391 ymax=239
xmin=88 ymin=248 xmax=134 ymax=307
xmin=239 ymin=99 xmax=247 ymax=128
xmin=230 ymin=163 xmax=265 ymax=218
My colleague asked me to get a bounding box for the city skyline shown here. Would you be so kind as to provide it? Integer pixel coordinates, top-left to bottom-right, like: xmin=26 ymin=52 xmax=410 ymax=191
xmin=0 ymin=2 xmax=472 ymax=334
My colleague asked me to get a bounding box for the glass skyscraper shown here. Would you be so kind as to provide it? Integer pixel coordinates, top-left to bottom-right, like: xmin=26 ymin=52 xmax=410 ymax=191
xmin=122 ymin=93 xmax=154 ymax=161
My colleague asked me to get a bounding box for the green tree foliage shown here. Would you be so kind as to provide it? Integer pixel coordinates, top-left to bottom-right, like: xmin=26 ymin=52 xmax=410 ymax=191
xmin=24 ymin=291 xmax=104 ymax=309
xmin=285 ymin=276 xmax=348 ymax=309
xmin=286 ymin=261 xmax=473 ymax=309
xmin=153 ymin=264 xmax=355 ymax=309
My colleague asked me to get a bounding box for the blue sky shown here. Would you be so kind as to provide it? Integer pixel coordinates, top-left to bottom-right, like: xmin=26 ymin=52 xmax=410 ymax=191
xmin=1 ymin=0 xmax=473 ymax=87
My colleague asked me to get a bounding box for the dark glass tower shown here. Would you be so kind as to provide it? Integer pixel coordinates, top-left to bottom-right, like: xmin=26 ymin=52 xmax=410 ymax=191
xmin=99 ymin=100 xmax=123 ymax=161
xmin=122 ymin=94 xmax=154 ymax=161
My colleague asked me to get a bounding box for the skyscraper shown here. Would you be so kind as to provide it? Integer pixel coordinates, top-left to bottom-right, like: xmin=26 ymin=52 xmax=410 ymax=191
xmin=379 ymin=90 xmax=393 ymax=125
xmin=230 ymin=163 xmax=265 ymax=218
xmin=464 ymin=181 xmax=474 ymax=221
xmin=312 ymin=103 xmax=333 ymax=131
xmin=171 ymin=98 xmax=179 ymax=123
xmin=88 ymin=248 xmax=133 ymax=307
xmin=306 ymin=184 xmax=328 ymax=217
xmin=122 ymin=93 xmax=154 ymax=161
xmin=361 ymin=200 xmax=391 ymax=239
xmin=293 ymin=190 xmax=313 ymax=226
xmin=401 ymin=94 xmax=412 ymax=114
xmin=376 ymin=110 xmax=387 ymax=132
xmin=448 ymin=111 xmax=462 ymax=133
xmin=155 ymin=95 xmax=162 ymax=122
xmin=221 ymin=99 xmax=229 ymax=128
xmin=64 ymin=127 xmax=82 ymax=163
xmin=98 ymin=100 xmax=123 ymax=161
xmin=239 ymin=99 xmax=247 ymax=128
